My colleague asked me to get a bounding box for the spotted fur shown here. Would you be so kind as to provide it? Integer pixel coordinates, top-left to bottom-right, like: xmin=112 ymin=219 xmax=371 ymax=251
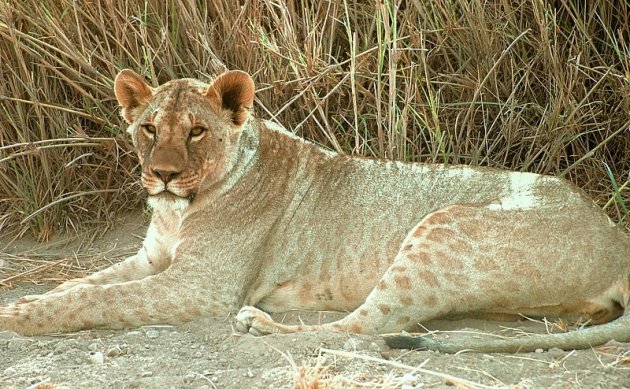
xmin=1 ymin=70 xmax=629 ymax=353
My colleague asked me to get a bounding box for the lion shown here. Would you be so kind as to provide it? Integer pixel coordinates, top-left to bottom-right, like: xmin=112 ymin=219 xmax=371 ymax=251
xmin=1 ymin=69 xmax=629 ymax=353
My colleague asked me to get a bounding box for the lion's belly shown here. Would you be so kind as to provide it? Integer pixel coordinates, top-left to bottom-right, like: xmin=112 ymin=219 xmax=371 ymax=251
xmin=255 ymin=271 xmax=382 ymax=312
xmin=253 ymin=238 xmax=402 ymax=313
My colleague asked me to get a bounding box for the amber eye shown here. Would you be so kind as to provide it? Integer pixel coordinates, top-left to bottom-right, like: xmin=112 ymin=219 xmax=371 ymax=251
xmin=189 ymin=126 xmax=206 ymax=138
xmin=142 ymin=124 xmax=156 ymax=136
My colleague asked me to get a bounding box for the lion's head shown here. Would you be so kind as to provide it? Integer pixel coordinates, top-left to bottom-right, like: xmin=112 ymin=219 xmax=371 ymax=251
xmin=114 ymin=70 xmax=255 ymax=208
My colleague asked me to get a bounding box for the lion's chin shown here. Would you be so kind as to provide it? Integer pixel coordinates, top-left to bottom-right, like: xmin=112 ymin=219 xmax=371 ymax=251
xmin=146 ymin=192 xmax=190 ymax=213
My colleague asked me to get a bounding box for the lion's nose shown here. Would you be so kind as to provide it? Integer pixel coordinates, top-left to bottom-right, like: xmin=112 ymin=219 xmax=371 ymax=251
xmin=153 ymin=169 xmax=180 ymax=184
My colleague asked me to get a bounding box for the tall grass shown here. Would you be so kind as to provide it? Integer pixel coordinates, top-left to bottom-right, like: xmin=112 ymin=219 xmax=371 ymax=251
xmin=0 ymin=0 xmax=628 ymax=240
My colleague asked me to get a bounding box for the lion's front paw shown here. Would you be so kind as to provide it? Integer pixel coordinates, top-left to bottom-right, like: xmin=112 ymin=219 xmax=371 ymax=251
xmin=0 ymin=303 xmax=23 ymax=333
xmin=16 ymin=279 xmax=87 ymax=304
xmin=235 ymin=306 xmax=279 ymax=336
xmin=15 ymin=294 xmax=44 ymax=304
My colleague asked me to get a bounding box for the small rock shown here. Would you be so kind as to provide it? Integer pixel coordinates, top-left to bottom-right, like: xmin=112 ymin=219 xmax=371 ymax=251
xmin=548 ymin=347 xmax=565 ymax=357
xmin=89 ymin=351 xmax=105 ymax=364
xmin=140 ymin=371 xmax=153 ymax=377
xmin=126 ymin=331 xmax=142 ymax=339
xmin=0 ymin=331 xmax=19 ymax=340
xmin=53 ymin=339 xmax=79 ymax=354
xmin=7 ymin=338 xmax=31 ymax=351
xmin=144 ymin=329 xmax=160 ymax=339
xmin=368 ymin=342 xmax=381 ymax=352
xmin=398 ymin=372 xmax=418 ymax=387
xmin=183 ymin=373 xmax=196 ymax=383
xmin=3 ymin=367 xmax=17 ymax=376
xmin=535 ymin=348 xmax=544 ymax=353
xmin=106 ymin=345 xmax=127 ymax=357
xmin=343 ymin=337 xmax=361 ymax=351
xmin=87 ymin=343 xmax=99 ymax=352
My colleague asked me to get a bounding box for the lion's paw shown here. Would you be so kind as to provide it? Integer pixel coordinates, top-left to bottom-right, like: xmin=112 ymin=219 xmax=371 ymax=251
xmin=16 ymin=294 xmax=44 ymax=304
xmin=0 ymin=303 xmax=24 ymax=333
xmin=16 ymin=279 xmax=87 ymax=304
xmin=235 ymin=306 xmax=278 ymax=336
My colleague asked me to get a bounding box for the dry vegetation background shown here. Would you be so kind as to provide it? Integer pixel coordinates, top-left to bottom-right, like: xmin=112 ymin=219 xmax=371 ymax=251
xmin=0 ymin=0 xmax=629 ymax=241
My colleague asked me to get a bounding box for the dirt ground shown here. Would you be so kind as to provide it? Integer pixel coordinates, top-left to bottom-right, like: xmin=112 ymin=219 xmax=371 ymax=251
xmin=1 ymin=213 xmax=629 ymax=388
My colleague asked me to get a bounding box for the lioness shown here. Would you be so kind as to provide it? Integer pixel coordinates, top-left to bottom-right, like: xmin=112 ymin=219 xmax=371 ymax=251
xmin=1 ymin=70 xmax=629 ymax=353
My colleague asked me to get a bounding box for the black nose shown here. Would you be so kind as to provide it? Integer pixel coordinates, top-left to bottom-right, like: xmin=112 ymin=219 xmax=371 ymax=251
xmin=153 ymin=169 xmax=180 ymax=184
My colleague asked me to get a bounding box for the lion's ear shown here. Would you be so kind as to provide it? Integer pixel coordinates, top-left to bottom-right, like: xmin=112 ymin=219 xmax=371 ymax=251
xmin=206 ymin=70 xmax=255 ymax=126
xmin=114 ymin=69 xmax=153 ymax=123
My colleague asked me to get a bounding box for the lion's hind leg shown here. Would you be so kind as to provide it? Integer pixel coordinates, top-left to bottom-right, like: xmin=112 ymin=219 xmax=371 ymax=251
xmin=236 ymin=206 xmax=490 ymax=336
xmin=236 ymin=203 xmax=604 ymax=337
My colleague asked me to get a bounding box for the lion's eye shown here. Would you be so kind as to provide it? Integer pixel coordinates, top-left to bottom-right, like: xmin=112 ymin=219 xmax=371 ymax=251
xmin=189 ymin=126 xmax=206 ymax=138
xmin=142 ymin=124 xmax=156 ymax=137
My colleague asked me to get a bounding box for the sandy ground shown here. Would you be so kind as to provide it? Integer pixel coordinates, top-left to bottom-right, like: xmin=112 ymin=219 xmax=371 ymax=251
xmin=1 ymin=214 xmax=629 ymax=388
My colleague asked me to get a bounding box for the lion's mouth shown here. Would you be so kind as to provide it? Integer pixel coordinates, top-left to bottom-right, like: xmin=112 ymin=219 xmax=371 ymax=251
xmin=147 ymin=188 xmax=195 ymax=202
xmin=141 ymin=171 xmax=197 ymax=202
xmin=149 ymin=189 xmax=195 ymax=202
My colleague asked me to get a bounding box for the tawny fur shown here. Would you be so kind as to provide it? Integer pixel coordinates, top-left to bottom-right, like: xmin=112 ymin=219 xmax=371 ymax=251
xmin=1 ymin=70 xmax=629 ymax=353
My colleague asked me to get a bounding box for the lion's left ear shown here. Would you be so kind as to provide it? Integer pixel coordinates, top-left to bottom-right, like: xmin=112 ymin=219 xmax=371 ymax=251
xmin=206 ymin=70 xmax=255 ymax=126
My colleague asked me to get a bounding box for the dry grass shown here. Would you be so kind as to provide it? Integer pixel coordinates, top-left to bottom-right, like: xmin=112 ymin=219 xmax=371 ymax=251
xmin=0 ymin=0 xmax=628 ymax=240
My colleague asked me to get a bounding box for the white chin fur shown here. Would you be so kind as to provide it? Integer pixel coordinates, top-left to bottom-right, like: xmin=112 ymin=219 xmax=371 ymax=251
xmin=147 ymin=195 xmax=190 ymax=213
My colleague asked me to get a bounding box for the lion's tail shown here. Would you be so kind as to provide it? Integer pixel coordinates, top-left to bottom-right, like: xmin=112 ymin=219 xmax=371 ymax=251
xmin=384 ymin=311 xmax=630 ymax=353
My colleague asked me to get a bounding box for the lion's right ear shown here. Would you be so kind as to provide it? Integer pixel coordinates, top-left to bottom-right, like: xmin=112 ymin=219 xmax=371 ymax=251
xmin=114 ymin=69 xmax=153 ymax=124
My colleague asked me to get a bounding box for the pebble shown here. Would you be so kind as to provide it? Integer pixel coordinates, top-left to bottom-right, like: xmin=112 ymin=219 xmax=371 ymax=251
xmin=144 ymin=329 xmax=160 ymax=339
xmin=342 ymin=337 xmax=361 ymax=351
xmin=368 ymin=342 xmax=381 ymax=352
xmin=3 ymin=367 xmax=17 ymax=376
xmin=89 ymin=351 xmax=105 ymax=364
xmin=53 ymin=339 xmax=79 ymax=354
xmin=126 ymin=331 xmax=142 ymax=339
xmin=106 ymin=344 xmax=129 ymax=357
xmin=183 ymin=373 xmax=196 ymax=383
xmin=535 ymin=348 xmax=544 ymax=353
xmin=398 ymin=373 xmax=418 ymax=386
xmin=548 ymin=347 xmax=566 ymax=357
xmin=0 ymin=331 xmax=19 ymax=340
xmin=7 ymin=338 xmax=31 ymax=351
